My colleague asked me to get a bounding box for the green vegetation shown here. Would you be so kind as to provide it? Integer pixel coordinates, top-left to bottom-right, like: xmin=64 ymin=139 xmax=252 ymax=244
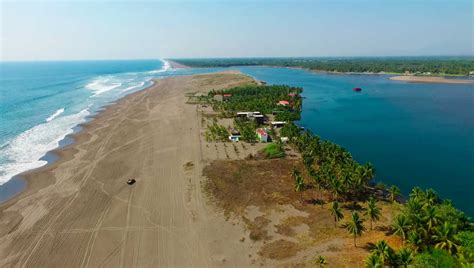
xmin=263 ymin=143 xmax=285 ymax=159
xmin=205 ymin=80 xmax=473 ymax=265
xmin=365 ymin=197 xmax=381 ymax=230
xmin=317 ymin=255 xmax=328 ymax=267
xmin=412 ymin=249 xmax=458 ymax=267
xmin=209 ymin=84 xmax=302 ymax=114
xmin=173 ymin=57 xmax=474 ymax=76
xmin=366 ymin=241 xmax=414 ymax=267
xmin=233 ymin=119 xmax=257 ymax=143
xmin=205 ymin=123 xmax=229 ymax=141
xmin=344 ymin=212 xmax=366 ymax=247
xmin=329 ymin=201 xmax=344 ymax=227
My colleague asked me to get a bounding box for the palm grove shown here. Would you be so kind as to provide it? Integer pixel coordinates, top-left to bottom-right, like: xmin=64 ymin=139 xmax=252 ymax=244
xmin=206 ymin=83 xmax=473 ymax=266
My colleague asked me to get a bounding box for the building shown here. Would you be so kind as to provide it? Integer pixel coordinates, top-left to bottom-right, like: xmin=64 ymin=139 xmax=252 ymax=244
xmin=236 ymin=111 xmax=265 ymax=124
xmin=256 ymin=128 xmax=268 ymax=142
xmin=271 ymin=121 xmax=287 ymax=128
xmin=213 ymin=95 xmax=223 ymax=102
xmin=228 ymin=135 xmax=241 ymax=142
xmin=223 ymin=94 xmax=232 ymax=101
xmin=278 ymin=100 xmax=290 ymax=106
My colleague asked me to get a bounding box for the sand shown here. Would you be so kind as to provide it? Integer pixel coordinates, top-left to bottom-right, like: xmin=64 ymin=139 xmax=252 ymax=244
xmin=0 ymin=72 xmax=259 ymax=267
xmin=390 ymin=75 xmax=473 ymax=84
xmin=167 ymin=60 xmax=191 ymax=69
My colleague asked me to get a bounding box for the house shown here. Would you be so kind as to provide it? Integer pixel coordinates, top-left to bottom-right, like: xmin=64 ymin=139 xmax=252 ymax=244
xmin=271 ymin=121 xmax=287 ymax=128
xmin=228 ymin=135 xmax=241 ymax=142
xmin=288 ymin=93 xmax=297 ymax=97
xmin=223 ymin=94 xmax=232 ymax=101
xmin=278 ymin=100 xmax=290 ymax=106
xmin=280 ymin=137 xmax=289 ymax=143
xmin=253 ymin=114 xmax=265 ymax=124
xmin=236 ymin=112 xmax=264 ymax=123
xmin=256 ymin=128 xmax=268 ymax=142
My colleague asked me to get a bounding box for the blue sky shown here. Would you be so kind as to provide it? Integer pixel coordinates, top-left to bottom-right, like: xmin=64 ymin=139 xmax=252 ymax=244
xmin=1 ymin=0 xmax=472 ymax=61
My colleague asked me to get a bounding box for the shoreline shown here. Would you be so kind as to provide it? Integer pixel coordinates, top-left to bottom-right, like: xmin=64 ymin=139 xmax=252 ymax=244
xmin=167 ymin=59 xmax=191 ymax=69
xmin=0 ymin=81 xmax=157 ymax=206
xmin=170 ymin=61 xmax=473 ymax=82
xmin=389 ymin=75 xmax=474 ymax=84
xmin=0 ymin=72 xmax=260 ymax=267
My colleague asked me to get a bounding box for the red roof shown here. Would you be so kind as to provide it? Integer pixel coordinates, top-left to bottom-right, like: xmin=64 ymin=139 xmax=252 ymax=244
xmin=288 ymin=93 xmax=297 ymax=97
xmin=278 ymin=100 xmax=290 ymax=105
xmin=223 ymin=94 xmax=232 ymax=97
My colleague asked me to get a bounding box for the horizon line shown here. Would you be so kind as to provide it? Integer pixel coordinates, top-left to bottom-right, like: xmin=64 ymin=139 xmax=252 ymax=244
xmin=1 ymin=55 xmax=474 ymax=63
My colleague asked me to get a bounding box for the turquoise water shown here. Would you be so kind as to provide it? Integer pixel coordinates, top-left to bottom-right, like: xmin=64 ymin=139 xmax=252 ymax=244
xmin=0 ymin=62 xmax=472 ymax=215
xmin=236 ymin=66 xmax=474 ymax=215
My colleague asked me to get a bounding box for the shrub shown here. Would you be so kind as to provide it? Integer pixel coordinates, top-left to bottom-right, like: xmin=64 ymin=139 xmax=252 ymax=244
xmin=263 ymin=143 xmax=285 ymax=159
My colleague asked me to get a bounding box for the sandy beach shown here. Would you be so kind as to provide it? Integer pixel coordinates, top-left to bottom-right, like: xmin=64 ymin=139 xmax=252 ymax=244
xmin=390 ymin=75 xmax=473 ymax=84
xmin=167 ymin=60 xmax=191 ymax=69
xmin=0 ymin=72 xmax=259 ymax=267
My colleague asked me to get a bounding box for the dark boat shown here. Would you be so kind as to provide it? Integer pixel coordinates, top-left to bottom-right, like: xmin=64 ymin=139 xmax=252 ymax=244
xmin=353 ymin=87 xmax=362 ymax=92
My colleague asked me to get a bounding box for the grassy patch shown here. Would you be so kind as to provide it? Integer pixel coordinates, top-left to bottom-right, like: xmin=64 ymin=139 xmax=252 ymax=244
xmin=259 ymin=239 xmax=302 ymax=260
xmin=262 ymin=143 xmax=285 ymax=159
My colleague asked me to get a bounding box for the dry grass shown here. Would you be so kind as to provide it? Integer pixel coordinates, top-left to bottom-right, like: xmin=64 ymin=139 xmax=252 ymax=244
xmin=202 ymin=158 xmax=403 ymax=267
xmin=259 ymin=239 xmax=302 ymax=260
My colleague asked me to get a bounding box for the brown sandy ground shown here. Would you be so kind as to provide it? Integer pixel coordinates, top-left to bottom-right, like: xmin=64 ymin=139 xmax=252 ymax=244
xmin=167 ymin=60 xmax=191 ymax=69
xmin=390 ymin=75 xmax=473 ymax=84
xmin=0 ymin=72 xmax=261 ymax=267
xmin=203 ymin=159 xmax=403 ymax=267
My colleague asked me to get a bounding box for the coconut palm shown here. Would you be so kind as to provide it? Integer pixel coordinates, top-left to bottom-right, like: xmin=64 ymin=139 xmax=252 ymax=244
xmin=392 ymin=214 xmax=410 ymax=243
xmin=432 ymin=221 xmax=459 ymax=254
xmin=409 ymin=186 xmax=424 ymax=201
xmin=407 ymin=232 xmax=423 ymax=253
xmin=388 ymin=185 xmax=400 ymax=203
xmin=423 ymin=206 xmax=440 ymax=233
xmin=365 ymin=197 xmax=381 ymax=230
xmin=372 ymin=240 xmax=393 ymax=265
xmin=345 ymin=211 xmax=365 ymax=247
xmin=397 ymin=247 xmax=413 ymax=268
xmin=329 ymin=177 xmax=344 ymax=200
xmin=329 ymin=201 xmax=344 ymax=227
xmin=424 ymin=188 xmax=438 ymax=206
xmin=317 ymin=255 xmax=327 ymax=267
xmin=365 ymin=253 xmax=383 ymax=268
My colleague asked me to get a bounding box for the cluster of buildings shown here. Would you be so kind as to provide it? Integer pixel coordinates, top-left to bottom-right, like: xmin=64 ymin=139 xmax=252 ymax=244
xmin=212 ymin=93 xmax=296 ymax=143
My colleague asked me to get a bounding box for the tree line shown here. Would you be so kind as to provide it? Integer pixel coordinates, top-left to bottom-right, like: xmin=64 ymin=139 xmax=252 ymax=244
xmin=173 ymin=57 xmax=474 ymax=76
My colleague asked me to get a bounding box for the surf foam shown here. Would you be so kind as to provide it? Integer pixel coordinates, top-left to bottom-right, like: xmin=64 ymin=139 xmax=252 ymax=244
xmin=45 ymin=108 xmax=65 ymax=122
xmin=86 ymin=76 xmax=122 ymax=96
xmin=0 ymin=108 xmax=90 ymax=184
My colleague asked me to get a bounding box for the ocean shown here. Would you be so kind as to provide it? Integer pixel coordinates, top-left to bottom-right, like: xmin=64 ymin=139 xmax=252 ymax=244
xmin=0 ymin=61 xmax=472 ymax=215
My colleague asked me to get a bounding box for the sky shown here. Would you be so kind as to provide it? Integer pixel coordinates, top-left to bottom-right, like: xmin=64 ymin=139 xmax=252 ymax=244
xmin=1 ymin=0 xmax=473 ymax=61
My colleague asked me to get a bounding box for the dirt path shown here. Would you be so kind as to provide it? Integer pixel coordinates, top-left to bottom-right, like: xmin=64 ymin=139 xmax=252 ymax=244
xmin=0 ymin=73 xmax=257 ymax=267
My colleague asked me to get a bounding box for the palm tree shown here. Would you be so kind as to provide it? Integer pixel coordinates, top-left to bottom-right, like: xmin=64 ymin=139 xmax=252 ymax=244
xmin=432 ymin=222 xmax=459 ymax=254
xmin=345 ymin=211 xmax=365 ymax=247
xmin=293 ymin=169 xmax=305 ymax=202
xmin=365 ymin=197 xmax=381 ymax=230
xmin=397 ymin=247 xmax=413 ymax=268
xmin=372 ymin=240 xmax=393 ymax=265
xmin=329 ymin=177 xmax=344 ymax=200
xmin=424 ymin=188 xmax=438 ymax=206
xmin=365 ymin=253 xmax=383 ymax=268
xmin=317 ymin=255 xmax=327 ymax=267
xmin=423 ymin=206 xmax=440 ymax=234
xmin=388 ymin=185 xmax=400 ymax=203
xmin=392 ymin=214 xmax=410 ymax=243
xmin=407 ymin=232 xmax=423 ymax=253
xmin=409 ymin=187 xmax=424 ymax=201
xmin=330 ymin=201 xmax=344 ymax=227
